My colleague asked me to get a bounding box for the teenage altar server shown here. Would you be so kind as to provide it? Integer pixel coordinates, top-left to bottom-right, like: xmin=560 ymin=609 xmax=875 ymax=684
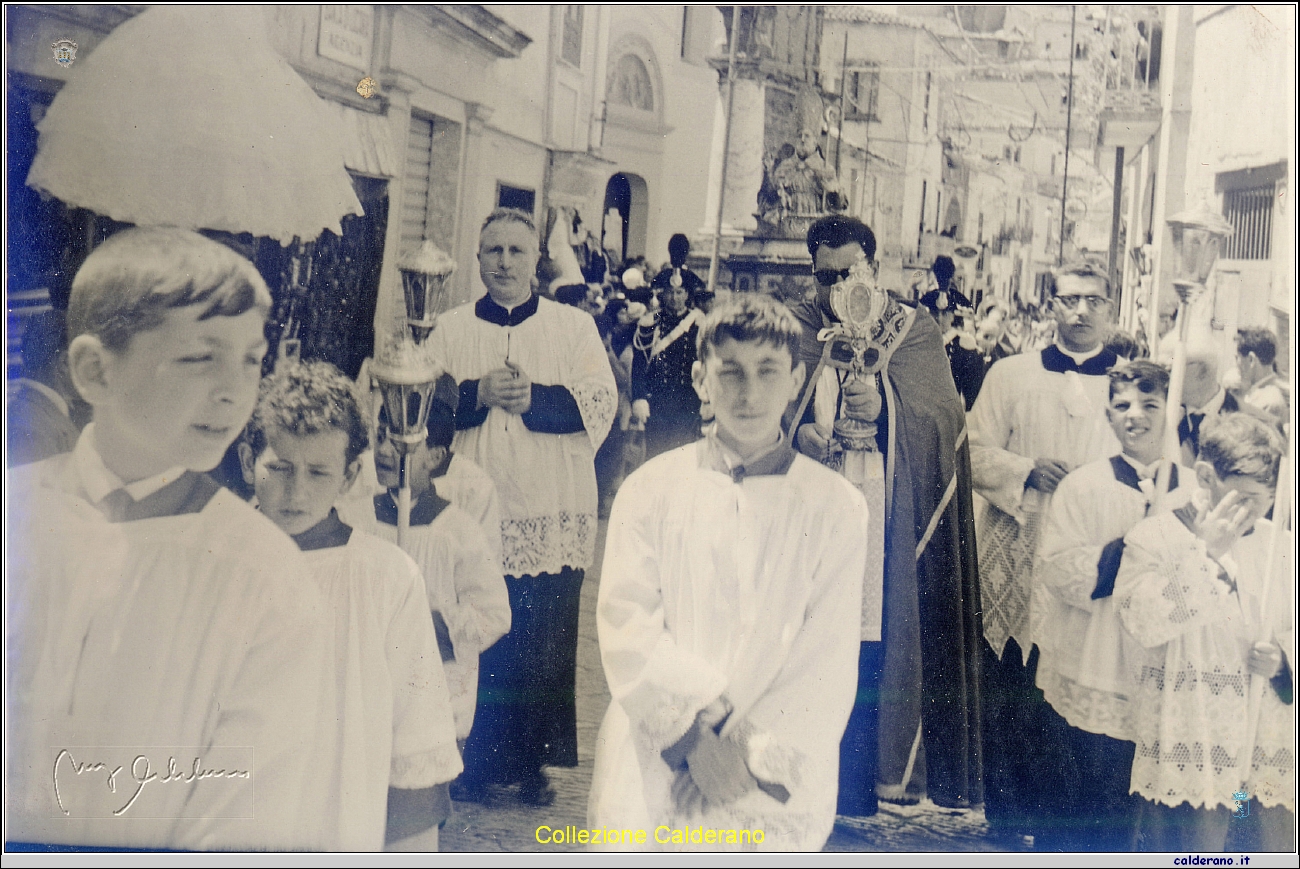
xmin=340 ymin=393 xmax=510 ymax=745
xmin=589 ymin=296 xmax=868 ymax=850
xmin=1032 ymin=360 xmax=1192 ymax=850
xmin=7 ymin=229 xmax=334 ymax=850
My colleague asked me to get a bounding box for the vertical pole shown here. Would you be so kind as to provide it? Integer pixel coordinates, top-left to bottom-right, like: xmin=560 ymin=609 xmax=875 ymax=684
xmin=1109 ymin=145 xmax=1126 ymax=311
xmin=1059 ymin=4 xmax=1077 ymax=266
xmin=397 ymin=453 xmax=411 ymax=549
xmin=1151 ymin=294 xmax=1192 ymax=512
xmin=836 ymin=31 xmax=849 ymax=174
xmin=706 ymin=7 xmax=741 ymax=296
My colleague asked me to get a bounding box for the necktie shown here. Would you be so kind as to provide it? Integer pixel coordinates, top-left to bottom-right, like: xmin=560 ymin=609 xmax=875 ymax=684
xmin=1180 ymin=411 xmax=1206 ymax=456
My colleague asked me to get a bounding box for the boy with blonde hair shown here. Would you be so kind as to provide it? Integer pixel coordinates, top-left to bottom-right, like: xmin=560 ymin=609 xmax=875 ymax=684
xmin=7 ymin=228 xmax=334 ymax=849
xmin=589 ymin=295 xmax=868 ymax=850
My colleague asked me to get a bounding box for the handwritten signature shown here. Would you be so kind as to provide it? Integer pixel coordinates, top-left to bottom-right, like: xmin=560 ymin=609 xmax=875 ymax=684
xmin=53 ymin=749 xmax=250 ymax=817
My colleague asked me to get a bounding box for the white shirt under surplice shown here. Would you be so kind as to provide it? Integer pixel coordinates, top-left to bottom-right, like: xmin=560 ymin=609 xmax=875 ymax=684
xmin=427 ymin=295 xmax=616 ymax=577
xmin=588 ymin=437 xmax=868 ymax=851
xmin=6 ymin=429 xmax=335 ymax=850
xmin=298 ymin=531 xmax=463 ymax=850
xmin=1034 ymin=455 xmax=1192 ymax=740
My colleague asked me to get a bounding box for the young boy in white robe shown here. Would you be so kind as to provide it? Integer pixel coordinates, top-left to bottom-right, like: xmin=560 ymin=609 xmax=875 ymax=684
xmin=589 ymin=295 xmax=869 ymax=851
xmin=1116 ymin=413 xmax=1293 ymax=852
xmin=239 ymin=361 xmax=462 ymax=850
xmin=6 ymin=228 xmax=335 ymax=850
xmin=1033 ymin=360 xmax=1193 ymax=851
xmin=339 ymin=394 xmax=510 ymax=746
xmin=346 ymin=371 xmax=504 ymax=568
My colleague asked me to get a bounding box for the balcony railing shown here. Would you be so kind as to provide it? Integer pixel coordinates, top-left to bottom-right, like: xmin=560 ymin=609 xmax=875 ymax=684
xmin=1102 ymin=10 xmax=1162 ymax=93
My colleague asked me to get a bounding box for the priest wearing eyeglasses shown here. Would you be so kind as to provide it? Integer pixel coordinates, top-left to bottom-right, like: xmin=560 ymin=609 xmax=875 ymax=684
xmin=967 ymin=261 xmax=1123 ymax=846
xmin=787 ymin=216 xmax=984 ymax=818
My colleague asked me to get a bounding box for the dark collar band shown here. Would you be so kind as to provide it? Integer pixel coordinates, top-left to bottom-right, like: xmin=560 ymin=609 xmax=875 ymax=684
xmin=1041 ymin=344 xmax=1118 ymax=376
xmin=475 ymin=292 xmax=539 ymax=327
xmin=291 ymin=508 xmax=353 ymax=551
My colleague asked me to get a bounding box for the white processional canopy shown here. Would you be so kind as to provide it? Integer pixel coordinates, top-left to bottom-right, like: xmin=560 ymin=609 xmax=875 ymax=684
xmin=26 ymin=5 xmax=363 ymax=245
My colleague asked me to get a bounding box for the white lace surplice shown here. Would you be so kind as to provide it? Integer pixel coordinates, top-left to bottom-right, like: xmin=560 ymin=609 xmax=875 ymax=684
xmin=299 ymin=532 xmax=463 ymax=850
xmin=968 ymin=353 xmax=1119 ymax=660
xmin=1034 ymin=457 xmax=1193 ymax=741
xmin=428 ymin=297 xmax=616 ymax=576
xmin=1116 ymin=513 xmax=1295 ymax=811
xmin=588 ymin=442 xmax=868 ymax=851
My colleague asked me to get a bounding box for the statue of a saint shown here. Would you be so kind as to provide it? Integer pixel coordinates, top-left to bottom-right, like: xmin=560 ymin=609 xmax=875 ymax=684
xmin=756 ymin=129 xmax=848 ymax=238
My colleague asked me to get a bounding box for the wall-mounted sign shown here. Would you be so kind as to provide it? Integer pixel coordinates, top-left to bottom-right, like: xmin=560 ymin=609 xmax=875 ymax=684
xmin=318 ymin=5 xmax=373 ymax=72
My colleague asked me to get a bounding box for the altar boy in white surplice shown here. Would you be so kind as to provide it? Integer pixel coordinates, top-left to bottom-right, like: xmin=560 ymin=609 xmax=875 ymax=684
xmin=240 ymin=361 xmax=462 ymax=850
xmin=1033 ymin=360 xmax=1193 ymax=851
xmin=6 ymin=228 xmax=334 ymax=850
xmin=589 ymin=296 xmax=868 ymax=851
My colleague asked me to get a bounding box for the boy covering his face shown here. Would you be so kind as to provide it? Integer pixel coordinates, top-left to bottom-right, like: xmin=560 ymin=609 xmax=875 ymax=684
xmin=1117 ymin=413 xmax=1292 ymax=852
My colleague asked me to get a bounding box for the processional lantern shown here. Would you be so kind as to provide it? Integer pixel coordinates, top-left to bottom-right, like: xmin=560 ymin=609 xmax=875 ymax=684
xmin=1165 ymin=206 xmax=1235 ymax=308
xmin=398 ymin=239 xmax=458 ymax=343
xmin=371 ymin=240 xmax=456 ymax=544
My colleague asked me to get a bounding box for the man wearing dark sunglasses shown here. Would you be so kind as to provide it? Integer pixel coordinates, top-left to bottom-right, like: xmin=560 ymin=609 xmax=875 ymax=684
xmin=787 ymin=216 xmax=983 ymax=819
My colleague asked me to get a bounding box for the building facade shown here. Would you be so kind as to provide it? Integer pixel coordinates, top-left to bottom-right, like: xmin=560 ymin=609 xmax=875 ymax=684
xmin=5 ymin=4 xmax=723 ymax=375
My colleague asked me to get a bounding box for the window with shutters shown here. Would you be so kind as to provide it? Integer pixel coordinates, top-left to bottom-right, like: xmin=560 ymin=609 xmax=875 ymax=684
xmin=402 ymin=113 xmax=460 ymax=255
xmin=844 ymin=67 xmax=880 ymax=121
xmin=1222 ymin=183 xmax=1275 ymax=260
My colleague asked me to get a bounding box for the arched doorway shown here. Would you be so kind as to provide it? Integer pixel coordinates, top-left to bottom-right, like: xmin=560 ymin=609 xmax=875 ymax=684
xmin=602 ymin=172 xmax=648 ymax=266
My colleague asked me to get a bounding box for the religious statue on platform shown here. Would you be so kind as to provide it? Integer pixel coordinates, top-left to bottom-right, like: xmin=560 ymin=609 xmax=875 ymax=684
xmin=756 ymin=128 xmax=848 ymax=238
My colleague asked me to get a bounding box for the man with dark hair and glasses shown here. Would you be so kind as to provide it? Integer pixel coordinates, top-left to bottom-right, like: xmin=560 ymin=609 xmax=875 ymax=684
xmin=788 ymin=215 xmax=984 ymax=818
xmin=968 ymin=260 xmax=1124 ymax=847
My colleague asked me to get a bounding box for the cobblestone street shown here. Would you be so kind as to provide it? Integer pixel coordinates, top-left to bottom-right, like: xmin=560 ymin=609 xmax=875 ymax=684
xmin=440 ymin=520 xmax=1003 ymax=853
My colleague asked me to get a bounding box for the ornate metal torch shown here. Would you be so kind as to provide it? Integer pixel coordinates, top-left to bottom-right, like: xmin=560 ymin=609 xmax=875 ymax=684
xmin=1152 ymin=204 xmax=1233 ymax=509
xmin=371 ymin=240 xmax=456 ymax=546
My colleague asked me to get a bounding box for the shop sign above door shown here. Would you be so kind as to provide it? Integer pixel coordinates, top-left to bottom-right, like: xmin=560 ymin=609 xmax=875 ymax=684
xmin=318 ymin=5 xmax=373 ymax=72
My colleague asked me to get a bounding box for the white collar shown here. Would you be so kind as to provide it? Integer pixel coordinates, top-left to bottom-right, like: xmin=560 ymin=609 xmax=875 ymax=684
xmin=1191 ymin=388 xmax=1226 ymax=416
xmin=1053 ymin=342 xmax=1103 ymax=365
xmin=1119 ymin=452 xmax=1164 ymax=480
xmin=1250 ymin=372 xmax=1280 ymax=391
xmin=704 ymin=423 xmax=782 ymax=473
xmin=11 ymin=378 xmax=70 ymax=418
xmin=73 ymin=424 xmax=188 ymax=504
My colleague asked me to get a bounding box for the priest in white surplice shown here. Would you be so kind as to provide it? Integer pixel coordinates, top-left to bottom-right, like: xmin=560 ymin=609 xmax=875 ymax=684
xmin=428 ymin=208 xmax=616 ymax=805
xmin=968 ymin=262 xmax=1121 ymax=844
